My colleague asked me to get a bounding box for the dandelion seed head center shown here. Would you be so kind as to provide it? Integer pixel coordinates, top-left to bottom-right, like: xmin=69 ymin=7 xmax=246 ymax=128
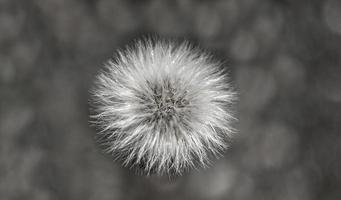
xmin=139 ymin=79 xmax=190 ymax=123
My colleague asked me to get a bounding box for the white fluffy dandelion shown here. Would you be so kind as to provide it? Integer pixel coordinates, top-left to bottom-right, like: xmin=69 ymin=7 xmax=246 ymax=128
xmin=90 ymin=38 xmax=236 ymax=175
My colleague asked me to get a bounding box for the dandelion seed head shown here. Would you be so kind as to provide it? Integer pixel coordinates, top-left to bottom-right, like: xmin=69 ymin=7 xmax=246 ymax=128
xmin=90 ymin=38 xmax=236 ymax=175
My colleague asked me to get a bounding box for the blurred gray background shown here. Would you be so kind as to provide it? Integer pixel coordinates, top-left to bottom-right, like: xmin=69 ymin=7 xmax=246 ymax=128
xmin=1 ymin=0 xmax=341 ymax=199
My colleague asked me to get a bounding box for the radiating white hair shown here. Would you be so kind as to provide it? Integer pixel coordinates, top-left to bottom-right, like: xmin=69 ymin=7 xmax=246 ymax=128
xmin=90 ymin=38 xmax=236 ymax=175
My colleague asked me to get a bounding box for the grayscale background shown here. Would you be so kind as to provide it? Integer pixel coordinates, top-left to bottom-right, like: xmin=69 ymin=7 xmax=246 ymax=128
xmin=1 ymin=0 xmax=341 ymax=199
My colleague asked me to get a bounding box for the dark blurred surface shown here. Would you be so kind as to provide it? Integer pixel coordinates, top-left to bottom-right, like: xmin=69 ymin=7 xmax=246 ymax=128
xmin=1 ymin=0 xmax=341 ymax=199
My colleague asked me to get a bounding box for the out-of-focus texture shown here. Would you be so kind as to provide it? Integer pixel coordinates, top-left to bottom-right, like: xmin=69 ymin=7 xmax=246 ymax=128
xmin=1 ymin=0 xmax=340 ymax=200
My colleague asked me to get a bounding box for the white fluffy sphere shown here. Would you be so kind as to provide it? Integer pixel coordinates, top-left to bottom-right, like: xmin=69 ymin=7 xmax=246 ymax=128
xmin=90 ymin=38 xmax=236 ymax=175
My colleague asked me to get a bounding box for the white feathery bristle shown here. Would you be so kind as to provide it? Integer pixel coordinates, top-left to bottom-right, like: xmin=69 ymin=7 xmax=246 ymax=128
xmin=90 ymin=38 xmax=236 ymax=175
